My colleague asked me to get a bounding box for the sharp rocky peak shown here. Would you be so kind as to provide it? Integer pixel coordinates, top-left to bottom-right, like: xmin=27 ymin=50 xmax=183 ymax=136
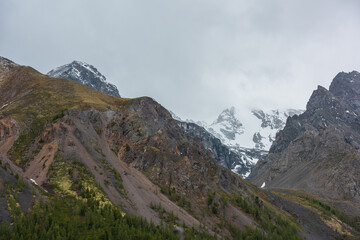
xmin=306 ymin=71 xmax=360 ymax=117
xmin=249 ymin=70 xmax=360 ymax=215
xmin=329 ymin=71 xmax=360 ymax=95
xmin=213 ymin=107 xmax=242 ymax=128
xmin=47 ymin=61 xmax=120 ymax=97
xmin=306 ymin=85 xmax=334 ymax=111
xmin=329 ymin=71 xmax=360 ymax=110
xmin=70 ymin=60 xmax=105 ymax=80
xmin=0 ymin=56 xmax=19 ymax=73
xmin=213 ymin=107 xmax=236 ymax=123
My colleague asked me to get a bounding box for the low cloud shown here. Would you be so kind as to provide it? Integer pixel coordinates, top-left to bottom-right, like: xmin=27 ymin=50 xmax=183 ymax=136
xmin=1 ymin=0 xmax=360 ymax=122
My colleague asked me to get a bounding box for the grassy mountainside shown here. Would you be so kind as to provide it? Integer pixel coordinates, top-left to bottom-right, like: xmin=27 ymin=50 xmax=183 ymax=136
xmin=0 ymin=57 xmax=358 ymax=239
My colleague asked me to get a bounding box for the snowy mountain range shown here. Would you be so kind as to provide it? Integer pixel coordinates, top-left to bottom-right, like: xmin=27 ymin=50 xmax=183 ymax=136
xmin=176 ymin=119 xmax=267 ymax=178
xmin=203 ymin=107 xmax=303 ymax=150
xmin=47 ymin=61 xmax=120 ymax=97
xmin=46 ymin=60 xmax=302 ymax=178
xmin=172 ymin=107 xmax=303 ymax=177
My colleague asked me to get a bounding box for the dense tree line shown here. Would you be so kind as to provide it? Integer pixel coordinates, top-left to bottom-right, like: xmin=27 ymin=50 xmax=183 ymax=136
xmin=0 ymin=196 xmax=213 ymax=240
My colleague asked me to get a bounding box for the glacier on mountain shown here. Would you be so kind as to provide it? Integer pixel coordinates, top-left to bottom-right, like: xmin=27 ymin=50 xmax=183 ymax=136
xmin=203 ymin=107 xmax=303 ymax=151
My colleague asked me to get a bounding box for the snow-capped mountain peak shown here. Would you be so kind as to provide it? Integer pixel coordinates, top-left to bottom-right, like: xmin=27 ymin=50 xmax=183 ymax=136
xmin=171 ymin=109 xmax=268 ymax=178
xmin=201 ymin=107 xmax=304 ymax=150
xmin=47 ymin=61 xmax=120 ymax=97
xmin=252 ymin=109 xmax=303 ymax=130
xmin=211 ymin=107 xmax=244 ymax=141
xmin=71 ymin=61 xmax=106 ymax=82
xmin=170 ymin=107 xmax=303 ymax=178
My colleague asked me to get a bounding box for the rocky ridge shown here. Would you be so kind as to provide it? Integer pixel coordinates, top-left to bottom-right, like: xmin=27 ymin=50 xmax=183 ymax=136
xmin=176 ymin=120 xmax=265 ymax=177
xmin=47 ymin=61 xmax=120 ymax=97
xmin=248 ymin=71 xmax=360 ymax=216
xmin=172 ymin=108 xmax=301 ymax=177
xmin=206 ymin=107 xmax=303 ymax=150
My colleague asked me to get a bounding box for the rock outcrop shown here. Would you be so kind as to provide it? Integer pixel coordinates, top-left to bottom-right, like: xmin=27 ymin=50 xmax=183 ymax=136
xmin=249 ymin=71 xmax=360 ymax=215
xmin=176 ymin=120 xmax=266 ymax=177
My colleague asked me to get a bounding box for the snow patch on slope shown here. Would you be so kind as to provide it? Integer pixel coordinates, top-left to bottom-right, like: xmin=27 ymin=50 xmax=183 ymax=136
xmin=0 ymin=104 xmax=8 ymax=110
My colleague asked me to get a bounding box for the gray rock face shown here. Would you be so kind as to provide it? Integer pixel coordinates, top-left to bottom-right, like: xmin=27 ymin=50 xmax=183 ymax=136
xmin=176 ymin=120 xmax=266 ymax=177
xmin=47 ymin=61 xmax=120 ymax=97
xmin=329 ymin=71 xmax=360 ymax=110
xmin=170 ymin=108 xmax=299 ymax=177
xmin=248 ymin=71 xmax=360 ymax=215
xmin=252 ymin=132 xmax=265 ymax=149
xmin=213 ymin=107 xmax=244 ymax=132
xmin=252 ymin=110 xmax=285 ymax=129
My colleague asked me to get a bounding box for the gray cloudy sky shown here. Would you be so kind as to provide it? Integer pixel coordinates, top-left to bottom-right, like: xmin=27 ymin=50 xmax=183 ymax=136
xmin=1 ymin=0 xmax=360 ymax=122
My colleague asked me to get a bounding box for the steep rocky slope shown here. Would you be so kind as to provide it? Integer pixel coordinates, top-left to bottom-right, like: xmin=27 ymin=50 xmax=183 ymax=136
xmin=0 ymin=57 xmax=358 ymax=239
xmin=176 ymin=120 xmax=265 ymax=177
xmin=47 ymin=61 xmax=120 ymax=97
xmin=172 ymin=108 xmax=300 ymax=178
xmin=249 ymin=71 xmax=360 ymax=217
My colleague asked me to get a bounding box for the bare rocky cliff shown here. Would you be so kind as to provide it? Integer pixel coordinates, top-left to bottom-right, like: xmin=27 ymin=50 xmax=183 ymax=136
xmin=176 ymin=120 xmax=264 ymax=177
xmin=248 ymin=71 xmax=360 ymax=216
